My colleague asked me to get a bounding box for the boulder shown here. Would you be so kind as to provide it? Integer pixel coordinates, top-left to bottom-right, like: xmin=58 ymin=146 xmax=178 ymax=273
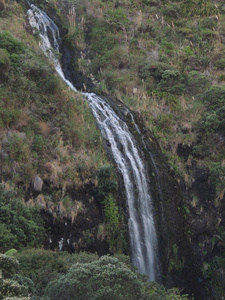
xmin=32 ymin=175 xmax=43 ymax=192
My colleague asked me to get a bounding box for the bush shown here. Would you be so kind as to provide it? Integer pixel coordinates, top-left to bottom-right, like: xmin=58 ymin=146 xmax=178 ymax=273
xmin=96 ymin=164 xmax=117 ymax=201
xmin=0 ymin=255 xmax=19 ymax=278
xmin=0 ymin=31 xmax=25 ymax=55
xmin=160 ymin=40 xmax=175 ymax=56
xmin=102 ymin=194 xmax=125 ymax=250
xmin=15 ymin=249 xmax=99 ymax=297
xmin=218 ymin=74 xmax=225 ymax=82
xmin=0 ymin=108 xmax=21 ymax=128
xmin=199 ymin=17 xmax=218 ymax=30
xmin=200 ymin=28 xmax=218 ymax=40
xmin=0 ymin=48 xmax=10 ymax=82
xmin=157 ymin=70 xmax=185 ymax=95
xmin=0 ymin=279 xmax=28 ymax=299
xmin=0 ymin=255 xmax=32 ymax=299
xmin=32 ymin=134 xmax=46 ymax=154
xmin=45 ymin=256 xmax=145 ymax=300
xmin=202 ymin=85 xmax=225 ymax=109
xmin=0 ymin=32 xmax=25 ymax=67
xmin=181 ymin=0 xmax=217 ymax=17
xmin=139 ymin=62 xmax=175 ymax=86
xmin=91 ymin=20 xmax=117 ymax=57
xmin=186 ymin=71 xmax=209 ymax=95
xmin=215 ymin=58 xmax=225 ymax=70
xmin=0 ymin=184 xmax=46 ymax=251
xmin=161 ymin=3 xmax=180 ymax=20
xmin=209 ymin=162 xmax=225 ymax=193
xmin=201 ymin=86 xmax=225 ymax=134
xmin=7 ymin=134 xmax=30 ymax=163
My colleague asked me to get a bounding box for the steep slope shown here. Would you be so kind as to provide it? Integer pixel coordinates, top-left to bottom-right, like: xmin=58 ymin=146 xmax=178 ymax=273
xmin=45 ymin=0 xmax=224 ymax=297
xmin=0 ymin=0 xmax=114 ymax=256
xmin=0 ymin=0 xmax=225 ymax=298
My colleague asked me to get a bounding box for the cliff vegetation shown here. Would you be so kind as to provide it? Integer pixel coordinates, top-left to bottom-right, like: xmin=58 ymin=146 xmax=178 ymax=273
xmin=0 ymin=0 xmax=225 ymax=298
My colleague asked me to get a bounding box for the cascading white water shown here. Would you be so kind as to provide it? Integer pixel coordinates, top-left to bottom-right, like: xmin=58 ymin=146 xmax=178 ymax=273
xmin=27 ymin=4 xmax=160 ymax=281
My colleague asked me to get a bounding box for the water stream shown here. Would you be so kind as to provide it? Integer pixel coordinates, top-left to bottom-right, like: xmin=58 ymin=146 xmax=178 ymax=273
xmin=27 ymin=4 xmax=160 ymax=281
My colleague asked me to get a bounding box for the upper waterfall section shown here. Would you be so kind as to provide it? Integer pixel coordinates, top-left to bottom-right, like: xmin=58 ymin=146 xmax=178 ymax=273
xmin=27 ymin=4 xmax=77 ymax=91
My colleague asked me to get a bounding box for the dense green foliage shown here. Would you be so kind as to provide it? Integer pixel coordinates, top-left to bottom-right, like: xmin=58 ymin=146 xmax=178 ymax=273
xmin=15 ymin=249 xmax=99 ymax=297
xmin=0 ymin=184 xmax=46 ymax=251
xmin=12 ymin=250 xmax=187 ymax=300
xmin=45 ymin=256 xmax=145 ymax=300
xmin=201 ymin=85 xmax=225 ymax=134
xmin=96 ymin=164 xmax=126 ymax=252
xmin=0 ymin=254 xmax=31 ymax=300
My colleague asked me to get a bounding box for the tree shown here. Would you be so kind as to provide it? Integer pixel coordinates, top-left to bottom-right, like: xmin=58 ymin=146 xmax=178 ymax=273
xmin=0 ymin=184 xmax=46 ymax=251
xmin=0 ymin=254 xmax=32 ymax=300
xmin=45 ymin=255 xmax=145 ymax=300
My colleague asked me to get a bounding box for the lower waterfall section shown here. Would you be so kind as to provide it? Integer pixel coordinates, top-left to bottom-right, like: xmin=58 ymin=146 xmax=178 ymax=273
xmin=27 ymin=4 xmax=160 ymax=281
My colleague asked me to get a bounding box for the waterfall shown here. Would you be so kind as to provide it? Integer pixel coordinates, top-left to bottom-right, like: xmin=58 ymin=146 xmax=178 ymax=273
xmin=27 ymin=4 xmax=160 ymax=281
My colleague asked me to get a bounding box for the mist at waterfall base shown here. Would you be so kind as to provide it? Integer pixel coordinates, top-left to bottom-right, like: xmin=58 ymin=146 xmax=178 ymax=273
xmin=27 ymin=4 xmax=160 ymax=282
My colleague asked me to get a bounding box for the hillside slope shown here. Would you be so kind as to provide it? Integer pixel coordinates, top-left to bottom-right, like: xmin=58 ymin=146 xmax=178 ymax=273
xmin=0 ymin=0 xmax=225 ymax=298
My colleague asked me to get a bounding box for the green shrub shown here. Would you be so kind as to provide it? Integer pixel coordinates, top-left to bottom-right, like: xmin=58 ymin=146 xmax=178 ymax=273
xmin=200 ymin=28 xmax=218 ymax=40
xmin=140 ymin=62 xmax=175 ymax=85
xmin=181 ymin=0 xmax=217 ymax=17
xmin=0 ymin=48 xmax=10 ymax=82
xmin=0 ymin=224 xmax=18 ymax=252
xmin=0 ymin=184 xmax=46 ymax=251
xmin=32 ymin=134 xmax=46 ymax=154
xmin=45 ymin=256 xmax=145 ymax=300
xmin=90 ymin=20 xmax=117 ymax=57
xmin=4 ymin=249 xmax=18 ymax=257
xmin=215 ymin=58 xmax=225 ymax=70
xmin=0 ymin=108 xmax=21 ymax=128
xmin=178 ymin=27 xmax=193 ymax=37
xmin=199 ymin=17 xmax=217 ymax=30
xmin=182 ymin=46 xmax=194 ymax=57
xmin=201 ymin=86 xmax=225 ymax=134
xmin=96 ymin=164 xmax=117 ymax=201
xmin=0 ymin=255 xmax=19 ymax=279
xmin=106 ymin=7 xmax=129 ymax=29
xmin=161 ymin=3 xmax=180 ymax=20
xmin=0 ymin=279 xmax=28 ymax=299
xmin=209 ymin=162 xmax=225 ymax=193
xmin=0 ymin=31 xmax=25 ymax=55
xmin=102 ymin=194 xmax=119 ymax=225
xmin=102 ymin=194 xmax=124 ymax=250
xmin=7 ymin=134 xmax=30 ymax=163
xmin=186 ymin=71 xmax=209 ymax=95
xmin=155 ymin=113 xmax=173 ymax=133
xmin=202 ymin=85 xmax=225 ymax=109
xmin=218 ymin=74 xmax=225 ymax=82
xmin=157 ymin=70 xmax=185 ymax=95
xmin=0 ymin=32 xmax=25 ymax=67
xmin=22 ymin=58 xmax=55 ymax=82
xmin=15 ymin=249 xmax=99 ymax=297
xmin=160 ymin=40 xmax=175 ymax=56
xmin=0 ymin=255 xmax=32 ymax=299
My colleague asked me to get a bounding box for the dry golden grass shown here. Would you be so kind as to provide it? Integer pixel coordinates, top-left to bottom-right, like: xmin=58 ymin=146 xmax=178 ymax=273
xmin=16 ymin=108 xmax=30 ymax=129
xmin=39 ymin=122 xmax=52 ymax=137
xmin=85 ymin=0 xmax=104 ymax=19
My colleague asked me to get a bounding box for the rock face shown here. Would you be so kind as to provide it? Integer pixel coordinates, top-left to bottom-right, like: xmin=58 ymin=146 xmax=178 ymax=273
xmin=32 ymin=176 xmax=43 ymax=192
xmin=83 ymin=93 xmax=204 ymax=297
xmin=0 ymin=0 xmax=6 ymax=11
xmin=39 ymin=184 xmax=109 ymax=256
